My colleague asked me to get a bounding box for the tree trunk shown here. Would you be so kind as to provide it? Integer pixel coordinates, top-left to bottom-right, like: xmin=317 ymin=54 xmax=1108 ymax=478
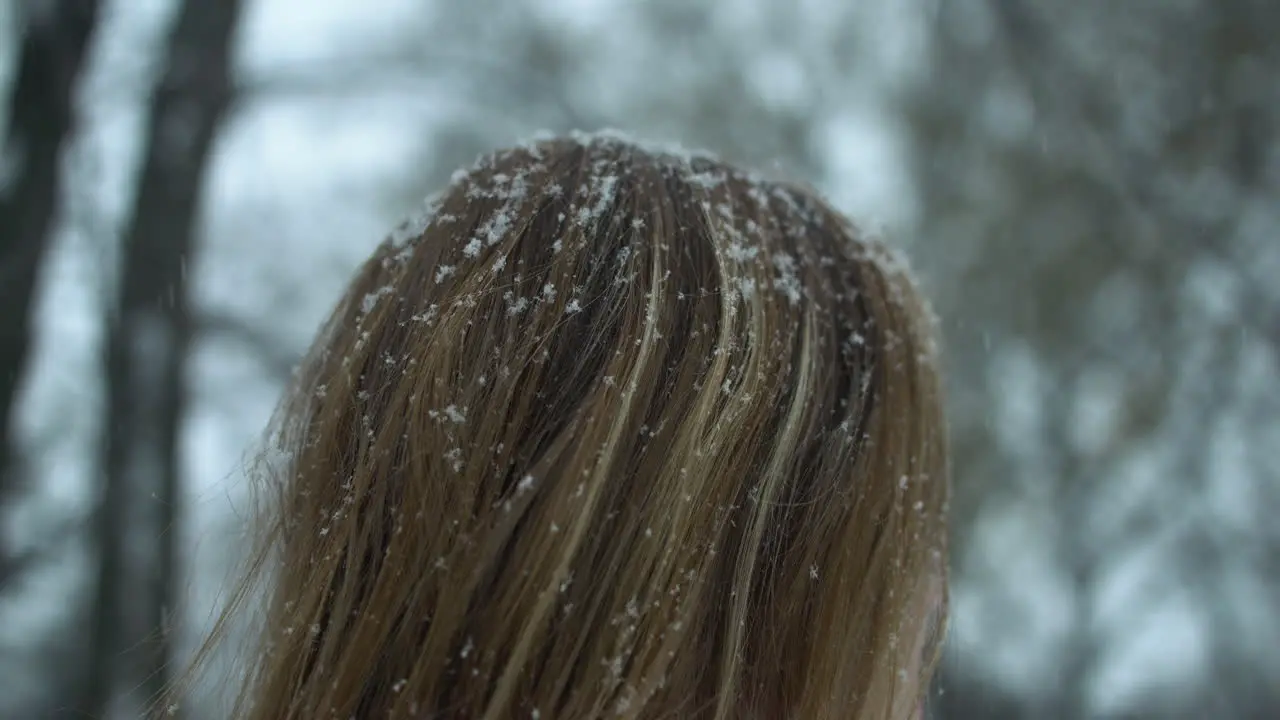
xmin=0 ymin=0 xmax=101 ymax=587
xmin=81 ymin=0 xmax=244 ymax=716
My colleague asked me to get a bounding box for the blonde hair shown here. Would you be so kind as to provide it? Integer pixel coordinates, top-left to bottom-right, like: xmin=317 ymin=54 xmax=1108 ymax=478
xmin=176 ymin=133 xmax=948 ymax=719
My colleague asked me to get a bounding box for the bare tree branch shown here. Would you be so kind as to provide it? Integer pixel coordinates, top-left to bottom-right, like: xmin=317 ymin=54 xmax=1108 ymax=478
xmin=0 ymin=514 xmax=84 ymax=594
xmin=196 ymin=311 xmax=301 ymax=381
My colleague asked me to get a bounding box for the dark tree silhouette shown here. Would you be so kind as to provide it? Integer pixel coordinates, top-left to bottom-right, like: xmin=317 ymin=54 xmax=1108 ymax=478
xmin=79 ymin=0 xmax=245 ymax=716
xmin=0 ymin=0 xmax=101 ymax=589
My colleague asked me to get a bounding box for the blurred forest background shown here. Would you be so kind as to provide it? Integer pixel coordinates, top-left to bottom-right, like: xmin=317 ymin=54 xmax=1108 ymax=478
xmin=0 ymin=0 xmax=1276 ymax=718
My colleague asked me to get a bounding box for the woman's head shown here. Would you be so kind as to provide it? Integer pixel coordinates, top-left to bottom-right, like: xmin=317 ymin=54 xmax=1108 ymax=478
xmin=190 ymin=132 xmax=948 ymax=719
